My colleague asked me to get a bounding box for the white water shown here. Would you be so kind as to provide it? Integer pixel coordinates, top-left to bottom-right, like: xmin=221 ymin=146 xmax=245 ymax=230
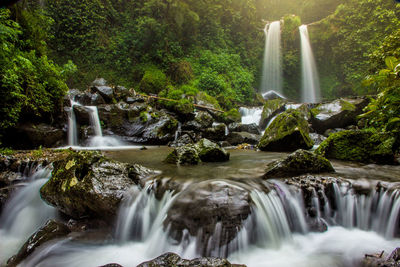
xmin=15 ymin=179 xmax=400 ymax=267
xmin=0 ymin=168 xmax=56 ymax=264
xmin=300 ymin=25 xmax=320 ymax=103
xmin=66 ymin=98 xmax=131 ymax=149
xmin=239 ymin=107 xmax=263 ymax=126
xmin=260 ymin=21 xmax=282 ymax=94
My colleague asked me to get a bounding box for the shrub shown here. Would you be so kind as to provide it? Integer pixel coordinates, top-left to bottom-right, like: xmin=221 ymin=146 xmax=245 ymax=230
xmin=139 ymin=68 xmax=167 ymax=94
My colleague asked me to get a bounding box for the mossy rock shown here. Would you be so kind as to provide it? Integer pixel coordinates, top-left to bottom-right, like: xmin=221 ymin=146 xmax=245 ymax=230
xmin=260 ymin=99 xmax=287 ymax=129
xmin=263 ymin=149 xmax=334 ymax=178
xmin=196 ymin=138 xmax=230 ymax=162
xmin=164 ymin=144 xmax=200 ymax=165
xmin=315 ymin=129 xmax=399 ymax=164
xmin=40 ymin=151 xmax=155 ymax=220
xmin=258 ymin=109 xmax=314 ymax=152
xmin=310 ymin=98 xmax=369 ymax=134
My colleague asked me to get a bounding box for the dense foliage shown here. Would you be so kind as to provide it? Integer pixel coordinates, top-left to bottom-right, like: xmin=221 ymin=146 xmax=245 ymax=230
xmin=0 ymin=7 xmax=74 ymax=137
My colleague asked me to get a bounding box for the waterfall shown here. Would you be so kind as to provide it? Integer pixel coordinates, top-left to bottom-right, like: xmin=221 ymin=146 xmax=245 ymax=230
xmin=239 ymin=107 xmax=263 ymax=126
xmin=260 ymin=21 xmax=282 ymax=95
xmin=86 ymin=106 xmax=103 ymax=137
xmin=0 ymin=167 xmax=56 ymax=264
xmin=67 ymin=100 xmax=79 ymax=146
xmin=174 ymin=122 xmax=182 ymax=142
xmin=299 ymin=25 xmax=320 ymax=103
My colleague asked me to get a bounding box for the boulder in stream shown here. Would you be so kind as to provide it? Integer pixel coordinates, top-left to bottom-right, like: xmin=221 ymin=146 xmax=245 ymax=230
xmin=263 ymin=149 xmax=335 ymax=178
xmin=137 ymin=252 xmax=246 ymax=267
xmin=40 ymin=151 xmax=156 ymax=220
xmin=315 ymin=130 xmax=399 ymax=164
xmin=259 ymin=98 xmax=286 ymax=129
xmin=258 ymin=109 xmax=314 ymax=152
xmin=6 ymin=220 xmax=70 ymax=267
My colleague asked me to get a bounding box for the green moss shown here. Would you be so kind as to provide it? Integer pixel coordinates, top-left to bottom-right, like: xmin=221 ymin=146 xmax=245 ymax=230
xmin=340 ymin=99 xmax=356 ymax=111
xmin=139 ymin=68 xmax=167 ymax=94
xmin=222 ymin=108 xmax=241 ymax=123
xmin=140 ymin=111 xmax=150 ymax=123
xmin=316 ymin=130 xmax=398 ymax=163
xmin=258 ymin=109 xmax=313 ymax=151
xmin=0 ymin=147 xmax=15 ymax=156
xmin=158 ymin=117 xmax=178 ymax=137
xmin=196 ymin=91 xmax=221 ymax=110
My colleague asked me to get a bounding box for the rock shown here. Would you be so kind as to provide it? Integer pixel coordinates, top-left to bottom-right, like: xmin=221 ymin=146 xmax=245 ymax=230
xmin=137 ymin=252 xmax=246 ymax=267
xmin=165 ymin=181 xmax=251 ymax=254
xmin=92 ymin=85 xmax=114 ymax=103
xmin=226 ymin=132 xmax=261 ymax=145
xmin=74 ymin=92 xmax=93 ymax=105
xmin=92 ymin=78 xmax=107 ymax=87
xmin=3 ymin=123 xmax=64 ymax=149
xmin=203 ymin=123 xmax=228 ymax=141
xmin=40 ymin=151 xmax=155 ymax=220
xmin=259 ymin=99 xmax=286 ymax=129
xmin=228 ymin=123 xmax=261 ymax=135
xmin=258 ymin=109 xmax=314 ymax=152
xmin=164 ymin=144 xmax=201 ymax=165
xmin=6 ymin=220 xmax=70 ymax=267
xmin=323 ymin=128 xmax=345 ymax=137
xmin=362 ymin=248 xmax=400 ymax=267
xmin=309 ymin=133 xmax=327 ymax=146
xmin=165 ymin=139 xmax=229 ymax=164
xmin=196 ymin=138 xmax=230 ymax=162
xmin=91 ymin=92 xmax=106 ymax=105
xmin=315 ymin=130 xmax=399 ymax=164
xmin=168 ymin=134 xmax=195 ymax=147
xmin=262 ymin=90 xmax=285 ymax=100
xmin=183 ymin=111 xmax=214 ymax=131
xmin=99 ymin=264 xmax=124 ymax=267
xmin=310 ymin=98 xmax=369 ymax=134
xmin=114 ymin=85 xmax=130 ymax=100
xmin=73 ymin=105 xmax=91 ymax=125
xmin=263 ymin=149 xmax=335 ymax=178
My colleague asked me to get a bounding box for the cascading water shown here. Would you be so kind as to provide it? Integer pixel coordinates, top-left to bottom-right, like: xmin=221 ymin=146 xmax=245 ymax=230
xmin=67 ymin=100 xmax=79 ymax=146
xmin=239 ymin=107 xmax=263 ymax=126
xmin=0 ymin=167 xmax=56 ymax=264
xmin=299 ymin=25 xmax=320 ymax=103
xmin=260 ymin=21 xmax=282 ymax=95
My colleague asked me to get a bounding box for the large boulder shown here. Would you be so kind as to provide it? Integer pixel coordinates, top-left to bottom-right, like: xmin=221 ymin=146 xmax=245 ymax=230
xmin=263 ymin=149 xmax=335 ymax=178
xmin=310 ymin=98 xmax=369 ymax=134
xmin=203 ymin=123 xmax=228 ymax=141
xmin=91 ymin=78 xmax=115 ymax=103
xmin=259 ymin=99 xmax=286 ymax=129
xmin=258 ymin=109 xmax=314 ymax=152
xmin=164 ymin=144 xmax=201 ymax=165
xmin=165 ymin=181 xmax=251 ymax=255
xmin=137 ymin=252 xmax=246 ymax=267
xmin=3 ymin=123 xmax=64 ymax=149
xmin=315 ymin=130 xmax=399 ymax=164
xmin=40 ymin=151 xmax=155 ymax=220
xmin=6 ymin=220 xmax=70 ymax=267
xmin=226 ymin=132 xmax=261 ymax=145
xmin=362 ymin=247 xmax=400 ymax=267
xmin=183 ymin=111 xmax=214 ymax=131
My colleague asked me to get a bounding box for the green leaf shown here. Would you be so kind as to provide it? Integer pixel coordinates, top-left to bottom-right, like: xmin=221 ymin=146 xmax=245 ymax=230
xmin=385 ymin=56 xmax=398 ymax=71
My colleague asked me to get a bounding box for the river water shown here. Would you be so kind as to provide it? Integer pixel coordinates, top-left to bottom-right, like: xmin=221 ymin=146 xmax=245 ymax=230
xmin=1 ymin=148 xmax=400 ymax=267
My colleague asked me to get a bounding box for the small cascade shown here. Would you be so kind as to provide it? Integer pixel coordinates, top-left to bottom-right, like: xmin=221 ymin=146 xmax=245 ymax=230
xmin=239 ymin=107 xmax=263 ymax=126
xmin=0 ymin=168 xmax=56 ymax=264
xmin=299 ymin=25 xmax=320 ymax=103
xmin=67 ymin=100 xmax=79 ymax=146
xmin=224 ymin=124 xmax=229 ymax=136
xmin=260 ymin=21 xmax=282 ymax=94
xmin=174 ymin=122 xmax=182 ymax=142
xmin=86 ymin=106 xmax=103 ymax=137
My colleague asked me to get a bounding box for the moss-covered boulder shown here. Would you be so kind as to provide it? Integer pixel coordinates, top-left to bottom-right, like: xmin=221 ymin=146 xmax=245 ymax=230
xmin=259 ymin=99 xmax=287 ymax=129
xmin=258 ymin=109 xmax=314 ymax=152
xmin=203 ymin=123 xmax=228 ymax=141
xmin=40 ymin=151 xmax=155 ymax=220
xmin=263 ymin=149 xmax=334 ymax=178
xmin=164 ymin=144 xmax=201 ymax=165
xmin=227 ymin=132 xmax=261 ymax=145
xmin=165 ymin=138 xmax=229 ymax=165
xmin=310 ymin=98 xmax=368 ymax=134
xmin=196 ymin=138 xmax=230 ymax=162
xmin=315 ymin=130 xmax=399 ymax=164
xmin=183 ymin=111 xmax=214 ymax=131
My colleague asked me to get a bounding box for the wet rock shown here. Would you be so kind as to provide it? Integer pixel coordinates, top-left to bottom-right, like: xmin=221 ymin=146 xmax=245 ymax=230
xmin=165 ymin=181 xmax=251 ymax=254
xmin=203 ymin=123 xmax=228 ymax=141
xmin=323 ymin=128 xmax=345 ymax=137
xmin=197 ymin=138 xmax=230 ymax=162
xmin=362 ymin=248 xmax=400 ymax=267
xmin=316 ymin=130 xmax=399 ymax=164
xmin=165 ymin=144 xmax=201 ymax=165
xmin=74 ymin=92 xmax=93 ymax=105
xmin=226 ymin=132 xmax=261 ymax=145
xmin=183 ymin=111 xmax=214 ymax=131
xmin=310 ymin=98 xmax=368 ymax=134
xmin=264 ymin=149 xmax=334 ymax=178
xmin=91 ymin=82 xmax=114 ymax=103
xmin=92 ymin=78 xmax=107 ymax=87
xmin=91 ymin=92 xmax=106 ymax=105
xmin=3 ymin=123 xmax=64 ymax=149
xmin=228 ymin=123 xmax=261 ymax=135
xmin=259 ymin=99 xmax=286 ymax=129
xmin=258 ymin=109 xmax=314 ymax=152
xmin=165 ymin=139 xmax=229 ymax=164
xmin=99 ymin=264 xmax=124 ymax=267
xmin=40 ymin=151 xmax=156 ymax=220
xmin=137 ymin=252 xmax=246 ymax=267
xmin=114 ymin=85 xmax=130 ymax=100
xmin=73 ymin=105 xmax=91 ymax=125
xmin=168 ymin=134 xmax=195 ymax=147
xmin=262 ymin=90 xmax=285 ymax=100
xmin=309 ymin=133 xmax=327 ymax=146
xmin=6 ymin=220 xmax=70 ymax=267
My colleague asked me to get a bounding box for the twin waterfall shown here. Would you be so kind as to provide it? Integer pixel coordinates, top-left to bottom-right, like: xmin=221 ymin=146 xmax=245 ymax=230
xmin=261 ymin=21 xmax=320 ymax=103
